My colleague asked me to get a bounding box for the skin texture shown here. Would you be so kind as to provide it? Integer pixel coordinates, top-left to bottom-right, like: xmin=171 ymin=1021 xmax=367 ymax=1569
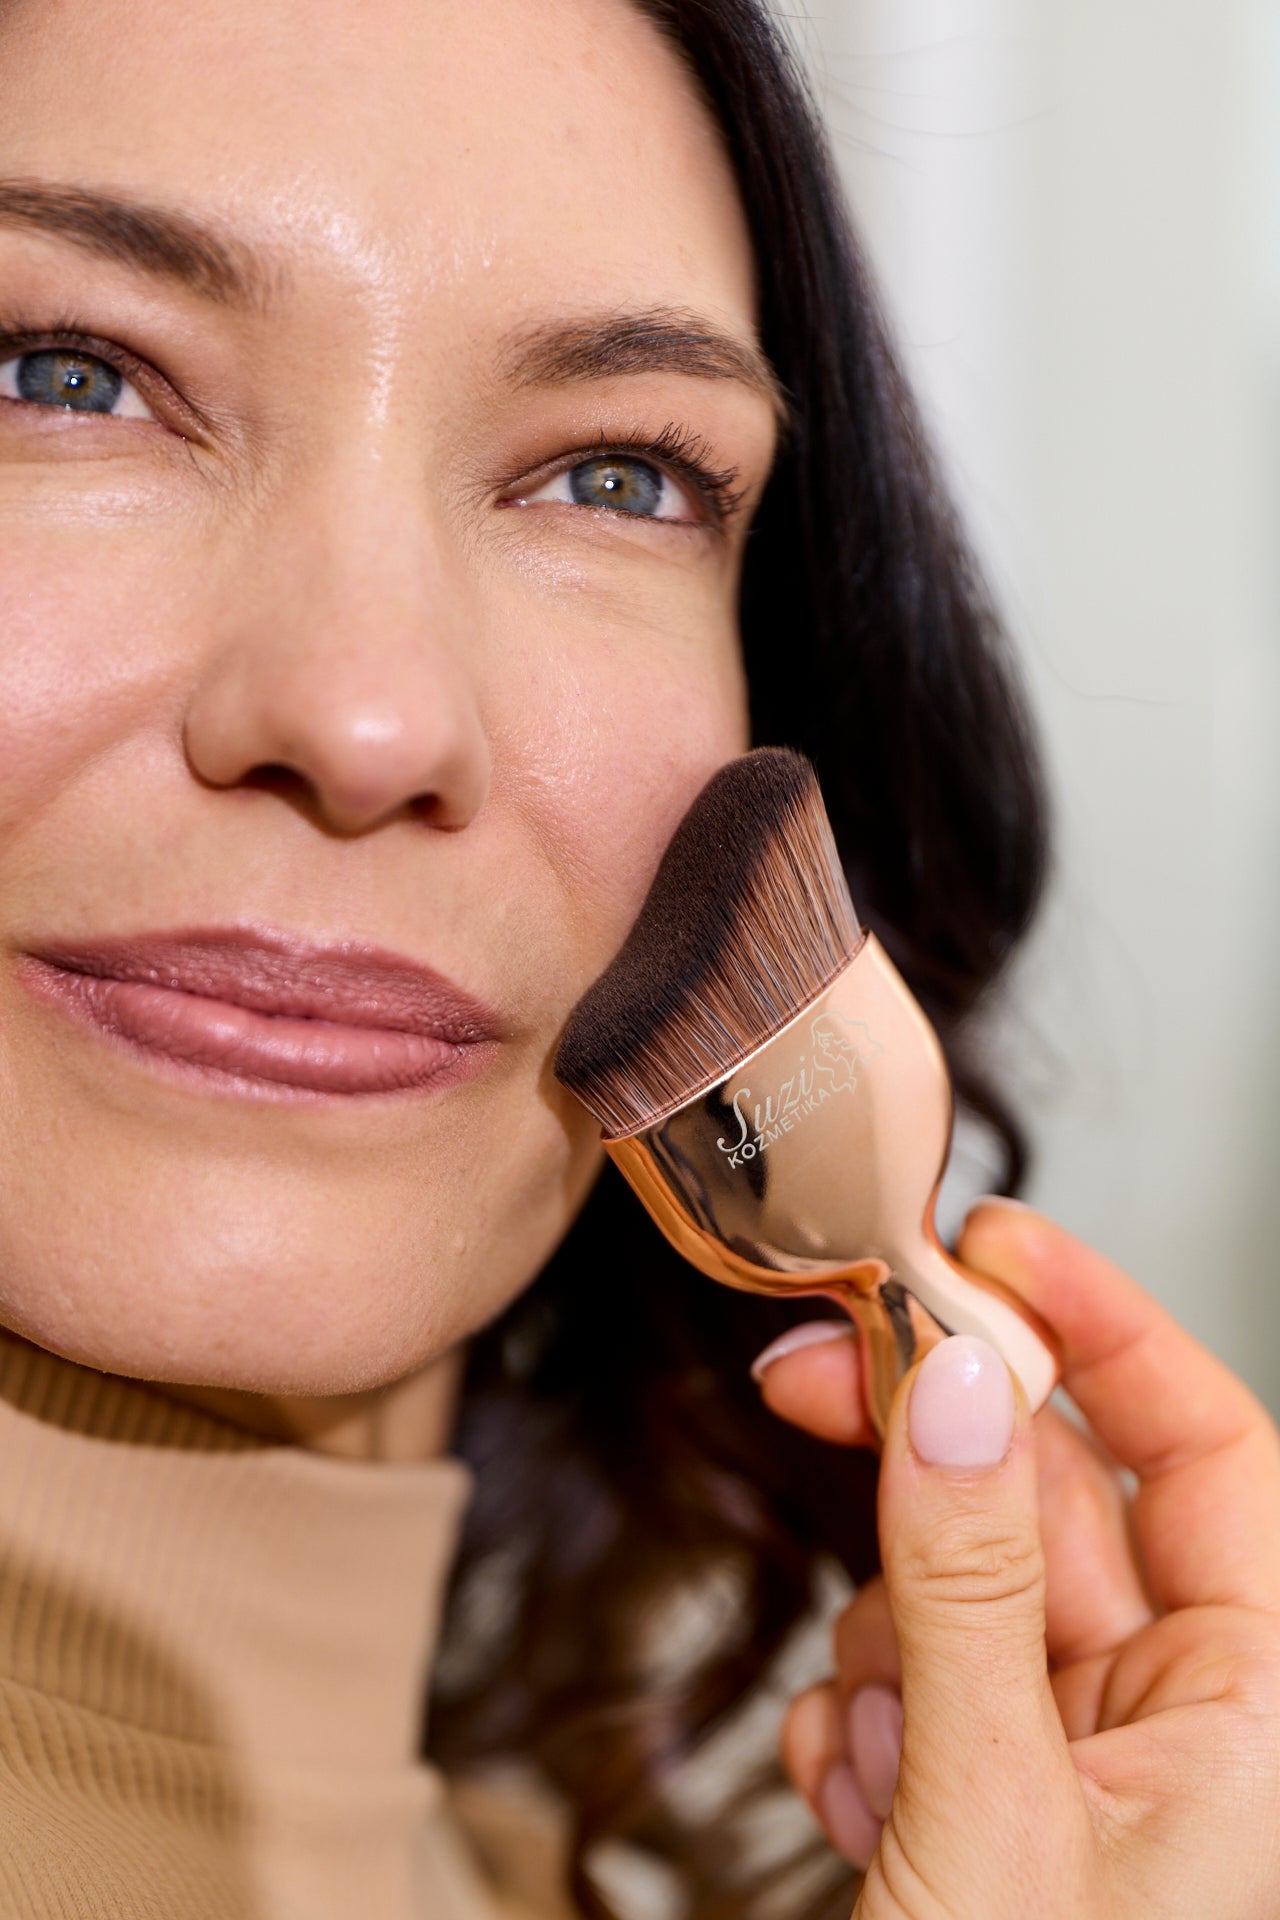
xmin=761 ymin=1200 xmax=1280 ymax=1918
xmin=0 ymin=0 xmax=779 ymax=1451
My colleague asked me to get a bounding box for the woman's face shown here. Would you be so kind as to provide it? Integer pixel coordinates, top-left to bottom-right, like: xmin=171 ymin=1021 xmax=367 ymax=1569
xmin=0 ymin=0 xmax=777 ymax=1395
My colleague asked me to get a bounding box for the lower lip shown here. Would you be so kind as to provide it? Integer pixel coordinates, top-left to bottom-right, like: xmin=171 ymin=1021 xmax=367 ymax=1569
xmin=19 ymin=960 xmax=492 ymax=1098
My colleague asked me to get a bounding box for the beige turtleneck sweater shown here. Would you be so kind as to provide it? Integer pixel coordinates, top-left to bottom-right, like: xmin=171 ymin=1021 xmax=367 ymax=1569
xmin=0 ymin=1331 xmax=577 ymax=1920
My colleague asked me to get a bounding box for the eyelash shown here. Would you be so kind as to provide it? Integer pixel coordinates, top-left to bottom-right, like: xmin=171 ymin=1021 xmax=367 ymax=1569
xmin=0 ymin=321 xmax=749 ymax=524
xmin=0 ymin=315 xmax=162 ymax=412
xmin=531 ymin=421 xmax=747 ymax=526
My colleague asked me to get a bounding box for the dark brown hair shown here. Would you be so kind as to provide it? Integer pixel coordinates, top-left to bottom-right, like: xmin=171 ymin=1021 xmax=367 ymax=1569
xmin=428 ymin=3 xmax=1048 ymax=1914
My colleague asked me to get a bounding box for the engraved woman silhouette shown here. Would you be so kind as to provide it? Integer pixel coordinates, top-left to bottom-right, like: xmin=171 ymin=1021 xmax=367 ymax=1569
xmin=808 ymin=1010 xmax=882 ymax=1093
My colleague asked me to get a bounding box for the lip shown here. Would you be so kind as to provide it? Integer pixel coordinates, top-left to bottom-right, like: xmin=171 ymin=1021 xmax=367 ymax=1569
xmin=16 ymin=927 xmax=503 ymax=1098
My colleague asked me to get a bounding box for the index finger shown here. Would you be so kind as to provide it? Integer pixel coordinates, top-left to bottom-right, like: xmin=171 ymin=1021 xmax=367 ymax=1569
xmin=958 ymin=1198 xmax=1280 ymax=1613
xmin=752 ymin=1319 xmax=877 ymax=1448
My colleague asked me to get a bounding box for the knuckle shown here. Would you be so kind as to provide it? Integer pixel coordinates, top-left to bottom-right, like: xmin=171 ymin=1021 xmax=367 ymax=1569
xmin=897 ymin=1515 xmax=1045 ymax=1614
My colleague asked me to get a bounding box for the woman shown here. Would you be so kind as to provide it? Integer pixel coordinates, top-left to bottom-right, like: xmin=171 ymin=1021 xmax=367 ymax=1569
xmin=0 ymin=0 xmax=1277 ymax=1916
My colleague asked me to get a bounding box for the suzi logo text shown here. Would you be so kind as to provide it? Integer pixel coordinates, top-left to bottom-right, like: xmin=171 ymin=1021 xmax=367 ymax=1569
xmin=716 ymin=1012 xmax=882 ymax=1167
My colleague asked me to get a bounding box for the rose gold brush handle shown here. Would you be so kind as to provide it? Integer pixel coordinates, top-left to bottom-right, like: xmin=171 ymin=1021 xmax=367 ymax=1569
xmin=822 ymin=1223 xmax=1058 ymax=1442
xmin=607 ymin=933 xmax=1061 ymax=1447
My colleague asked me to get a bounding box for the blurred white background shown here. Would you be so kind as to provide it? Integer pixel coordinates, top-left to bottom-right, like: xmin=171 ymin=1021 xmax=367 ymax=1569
xmin=782 ymin=1 xmax=1280 ymax=1406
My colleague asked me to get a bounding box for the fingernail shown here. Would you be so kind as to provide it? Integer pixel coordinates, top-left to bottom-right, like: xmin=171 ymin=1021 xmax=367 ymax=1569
xmin=749 ymin=1320 xmax=856 ymax=1382
xmin=908 ymin=1334 xmax=1015 ymax=1468
xmin=816 ymin=1759 xmax=882 ymax=1868
xmin=847 ymin=1685 xmax=902 ymax=1821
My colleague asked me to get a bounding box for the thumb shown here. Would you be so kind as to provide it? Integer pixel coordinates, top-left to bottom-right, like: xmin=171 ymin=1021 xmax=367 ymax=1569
xmin=871 ymin=1336 xmax=1076 ymax=1899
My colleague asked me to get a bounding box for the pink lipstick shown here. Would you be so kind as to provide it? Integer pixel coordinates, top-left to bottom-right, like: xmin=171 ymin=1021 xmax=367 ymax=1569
xmin=17 ymin=928 xmax=501 ymax=1098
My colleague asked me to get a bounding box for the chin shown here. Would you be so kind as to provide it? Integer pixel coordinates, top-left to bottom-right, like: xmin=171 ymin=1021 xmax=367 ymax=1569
xmin=0 ymin=1056 xmax=605 ymax=1394
xmin=0 ymin=1149 xmax=600 ymax=1396
xmin=0 ymin=1231 xmax=473 ymax=1397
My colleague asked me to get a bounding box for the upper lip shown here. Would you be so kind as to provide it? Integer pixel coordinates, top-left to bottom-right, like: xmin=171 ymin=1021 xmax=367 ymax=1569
xmin=24 ymin=926 xmax=502 ymax=1043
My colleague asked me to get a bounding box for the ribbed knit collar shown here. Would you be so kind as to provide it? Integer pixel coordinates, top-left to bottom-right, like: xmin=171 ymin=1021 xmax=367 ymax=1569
xmin=0 ymin=1329 xmax=472 ymax=1777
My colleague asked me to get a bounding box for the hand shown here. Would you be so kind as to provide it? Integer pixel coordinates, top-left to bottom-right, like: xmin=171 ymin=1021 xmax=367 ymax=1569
xmin=753 ymin=1199 xmax=1280 ymax=1919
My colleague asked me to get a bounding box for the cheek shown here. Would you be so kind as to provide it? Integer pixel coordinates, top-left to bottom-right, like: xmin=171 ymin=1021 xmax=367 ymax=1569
xmin=0 ymin=528 xmax=179 ymax=842
xmin=489 ymin=573 xmax=751 ymax=977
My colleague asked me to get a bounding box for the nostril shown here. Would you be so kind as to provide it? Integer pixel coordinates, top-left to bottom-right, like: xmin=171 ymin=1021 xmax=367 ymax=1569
xmin=410 ymin=790 xmax=467 ymax=829
xmin=234 ymin=763 xmax=320 ymax=808
xmin=242 ymin=764 xmax=301 ymax=791
xmin=228 ymin=763 xmax=401 ymax=834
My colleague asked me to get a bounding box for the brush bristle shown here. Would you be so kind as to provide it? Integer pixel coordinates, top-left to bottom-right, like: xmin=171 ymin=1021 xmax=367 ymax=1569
xmin=554 ymin=748 xmax=860 ymax=1137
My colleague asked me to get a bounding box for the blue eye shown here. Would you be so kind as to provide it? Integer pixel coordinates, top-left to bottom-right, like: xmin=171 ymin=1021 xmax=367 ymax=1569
xmin=523 ymin=453 xmax=695 ymax=521
xmin=0 ymin=347 xmax=153 ymax=419
xmin=568 ymin=456 xmax=664 ymax=515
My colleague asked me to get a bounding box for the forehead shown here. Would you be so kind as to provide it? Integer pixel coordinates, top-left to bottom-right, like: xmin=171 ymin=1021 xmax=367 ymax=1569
xmin=0 ymin=0 xmax=757 ymax=324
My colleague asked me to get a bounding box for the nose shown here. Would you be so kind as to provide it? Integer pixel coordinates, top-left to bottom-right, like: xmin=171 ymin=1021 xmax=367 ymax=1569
xmin=183 ymin=474 xmax=491 ymax=836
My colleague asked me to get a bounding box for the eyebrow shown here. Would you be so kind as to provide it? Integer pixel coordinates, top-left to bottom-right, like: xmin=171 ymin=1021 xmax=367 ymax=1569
xmin=0 ymin=178 xmax=275 ymax=309
xmin=500 ymin=307 xmax=791 ymax=432
xmin=0 ymin=180 xmax=791 ymax=432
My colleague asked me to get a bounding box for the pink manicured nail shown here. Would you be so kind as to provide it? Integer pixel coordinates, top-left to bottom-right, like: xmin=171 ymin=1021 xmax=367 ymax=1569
xmin=847 ymin=1685 xmax=902 ymax=1821
xmin=908 ymin=1334 xmax=1015 ymax=1468
xmin=749 ymin=1319 xmax=855 ymax=1381
xmin=816 ymin=1759 xmax=882 ymax=1868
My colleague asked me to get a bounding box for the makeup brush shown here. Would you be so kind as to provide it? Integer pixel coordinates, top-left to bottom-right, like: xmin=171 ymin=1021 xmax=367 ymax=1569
xmin=555 ymin=747 xmax=1058 ymax=1440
